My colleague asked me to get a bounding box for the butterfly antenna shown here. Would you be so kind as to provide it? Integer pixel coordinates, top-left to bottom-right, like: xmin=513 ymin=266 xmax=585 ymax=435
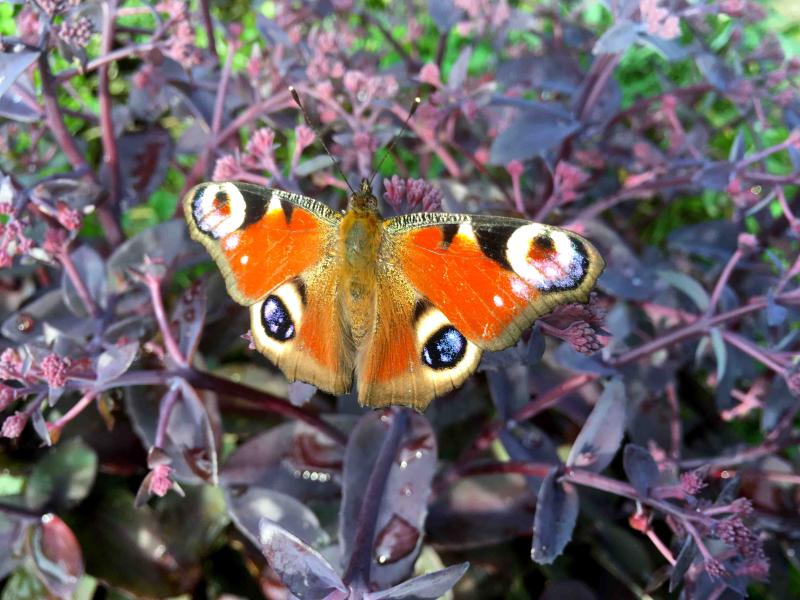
xmin=369 ymin=95 xmax=421 ymax=187
xmin=289 ymin=86 xmax=356 ymax=195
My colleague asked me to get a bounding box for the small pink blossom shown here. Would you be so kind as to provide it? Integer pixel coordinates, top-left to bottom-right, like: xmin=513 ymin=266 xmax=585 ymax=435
xmin=383 ymin=176 xmax=442 ymax=212
xmin=242 ymin=330 xmax=256 ymax=350
xmin=294 ymin=125 xmax=316 ymax=154
xmin=40 ymin=353 xmax=68 ymax=388
xmin=554 ymin=161 xmax=589 ymax=203
xmin=0 ymin=385 xmax=16 ymax=411
xmin=16 ymin=6 xmax=39 ymax=45
xmin=0 ymin=348 xmax=23 ymax=379
xmin=640 ymin=0 xmax=680 ymax=39
xmin=1 ymin=412 xmax=28 ymax=439
xmin=212 ymin=155 xmax=243 ymax=182
xmin=56 ymin=203 xmax=82 ymax=231
xmin=506 ymin=160 xmax=524 ymax=179
xmin=419 ymin=63 xmax=442 ymax=87
xmin=148 ymin=463 xmax=174 ymax=497
xmin=54 ymin=16 xmax=94 ymax=48
xmin=704 ymin=558 xmax=727 ymax=579
xmin=680 ymin=470 xmax=707 ymax=496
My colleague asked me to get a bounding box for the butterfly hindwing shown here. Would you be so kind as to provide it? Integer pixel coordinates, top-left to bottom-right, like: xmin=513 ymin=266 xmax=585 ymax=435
xmin=250 ymin=267 xmax=355 ymax=395
xmin=183 ymin=181 xmax=341 ymax=305
xmin=355 ymin=277 xmax=482 ymax=410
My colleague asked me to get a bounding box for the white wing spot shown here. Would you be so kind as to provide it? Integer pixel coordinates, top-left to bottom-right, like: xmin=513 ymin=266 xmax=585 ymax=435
xmin=224 ymin=233 xmax=240 ymax=250
xmin=240 ymin=255 xmax=249 ymax=265
xmin=493 ymin=294 xmax=504 ymax=307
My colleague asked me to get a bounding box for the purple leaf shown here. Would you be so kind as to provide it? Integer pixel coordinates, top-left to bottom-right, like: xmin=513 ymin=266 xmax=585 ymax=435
xmin=126 ymin=380 xmax=218 ymax=485
xmin=365 ymin=562 xmax=469 ymax=599
xmin=30 ymin=514 xmax=84 ymax=599
xmin=553 ymin=344 xmax=616 ymax=377
xmin=497 ymin=53 xmax=582 ymax=94
xmin=340 ymin=410 xmax=436 ymax=589
xmin=174 ymin=380 xmax=218 ymax=485
xmin=31 ymin=177 xmax=103 ymax=214
xmin=708 ymin=327 xmax=728 ymax=382
xmin=638 ymin=32 xmax=689 ymax=61
xmin=226 ymin=486 xmax=327 ymax=547
xmin=447 ymin=46 xmax=472 ymax=91
xmin=669 ymin=535 xmax=696 ymax=592
xmin=0 ymin=49 xmax=39 ymax=100
xmin=219 ymin=419 xmax=345 ymax=501
xmin=531 ymin=468 xmax=579 ymax=565
xmin=117 ymin=127 xmax=174 ymax=204
xmin=61 ymin=245 xmax=108 ymax=317
xmin=258 ymin=520 xmax=347 ymax=599
xmin=622 ymin=444 xmax=659 ymax=497
xmin=170 ymin=280 xmax=206 ymax=363
xmin=729 ymin=129 xmax=746 ymax=162
xmin=766 ymin=291 xmax=788 ymax=326
xmin=486 ymin=364 xmax=530 ymax=420
xmin=427 ymin=472 xmax=536 ymax=549
xmin=95 ymin=342 xmax=139 ymax=384
xmin=693 ymin=161 xmax=735 ymax=191
xmin=0 ymin=89 xmax=41 ymax=122
xmin=107 ymin=220 xmax=191 ymax=289
xmin=667 ymin=221 xmax=738 ymax=261
xmin=695 ymin=53 xmax=737 ymax=92
xmin=256 ymin=14 xmax=292 ymax=46
xmin=657 ymin=269 xmax=710 ymax=312
xmin=24 ymin=437 xmax=98 ymax=511
xmin=69 ymin=486 xmax=192 ymax=597
xmin=592 ymin=21 xmax=639 ymax=55
xmin=427 ymin=0 xmax=463 ymax=33
xmin=489 ymin=102 xmax=580 ymax=164
xmin=566 ymin=379 xmax=626 ymax=473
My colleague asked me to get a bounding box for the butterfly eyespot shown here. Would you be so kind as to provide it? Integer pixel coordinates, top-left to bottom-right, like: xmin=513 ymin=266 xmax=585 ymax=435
xmin=192 ymin=183 xmax=246 ymax=239
xmin=262 ymin=295 xmax=295 ymax=341
xmin=507 ymin=225 xmax=588 ymax=291
xmin=421 ymin=326 xmax=467 ymax=370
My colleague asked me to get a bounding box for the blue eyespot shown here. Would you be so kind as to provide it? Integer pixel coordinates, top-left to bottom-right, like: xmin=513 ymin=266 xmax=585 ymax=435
xmin=422 ymin=326 xmax=466 ymax=370
xmin=262 ymin=296 xmax=295 ymax=341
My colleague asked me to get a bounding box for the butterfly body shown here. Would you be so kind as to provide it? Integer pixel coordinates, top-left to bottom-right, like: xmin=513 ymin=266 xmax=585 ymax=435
xmin=184 ymin=180 xmax=604 ymax=410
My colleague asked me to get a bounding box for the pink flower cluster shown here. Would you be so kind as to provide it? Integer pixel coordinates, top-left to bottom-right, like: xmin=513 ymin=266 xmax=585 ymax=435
xmin=383 ymin=176 xmax=443 ymax=213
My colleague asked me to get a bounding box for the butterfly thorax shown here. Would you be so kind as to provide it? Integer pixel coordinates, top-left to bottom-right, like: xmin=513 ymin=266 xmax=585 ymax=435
xmin=339 ymin=180 xmax=384 ymax=344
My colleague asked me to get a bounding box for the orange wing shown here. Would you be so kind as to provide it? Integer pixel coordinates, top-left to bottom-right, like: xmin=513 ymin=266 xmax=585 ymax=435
xmin=384 ymin=214 xmax=604 ymax=352
xmin=183 ymin=182 xmax=341 ymax=305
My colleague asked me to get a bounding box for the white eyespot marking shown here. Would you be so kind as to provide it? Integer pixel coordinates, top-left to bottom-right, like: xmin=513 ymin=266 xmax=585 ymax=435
xmin=224 ymin=233 xmax=240 ymax=250
xmin=240 ymin=255 xmax=249 ymax=265
xmin=267 ymin=194 xmax=284 ymax=216
xmin=493 ymin=295 xmax=504 ymax=307
xmin=506 ymin=224 xmax=586 ymax=291
xmin=192 ymin=182 xmax=246 ymax=239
